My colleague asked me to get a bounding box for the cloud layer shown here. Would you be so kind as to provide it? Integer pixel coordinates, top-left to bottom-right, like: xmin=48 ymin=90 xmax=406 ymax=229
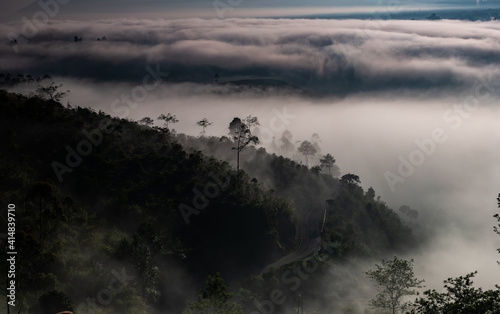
xmin=2 ymin=18 xmax=500 ymax=96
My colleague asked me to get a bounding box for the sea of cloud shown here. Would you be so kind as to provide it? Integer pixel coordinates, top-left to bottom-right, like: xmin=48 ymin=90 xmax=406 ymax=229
xmin=2 ymin=18 xmax=500 ymax=95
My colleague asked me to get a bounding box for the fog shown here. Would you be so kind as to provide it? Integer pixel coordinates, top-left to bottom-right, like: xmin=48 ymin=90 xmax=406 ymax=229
xmin=2 ymin=16 xmax=500 ymax=310
xmin=44 ymin=76 xmax=500 ymax=292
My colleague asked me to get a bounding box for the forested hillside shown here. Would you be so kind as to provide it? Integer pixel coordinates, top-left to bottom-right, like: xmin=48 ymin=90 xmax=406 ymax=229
xmin=0 ymin=90 xmax=416 ymax=313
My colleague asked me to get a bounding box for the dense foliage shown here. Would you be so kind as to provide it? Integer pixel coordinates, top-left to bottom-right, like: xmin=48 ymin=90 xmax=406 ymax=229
xmin=366 ymin=257 xmax=424 ymax=314
xmin=411 ymin=272 xmax=500 ymax=313
xmin=0 ymin=89 xmax=416 ymax=313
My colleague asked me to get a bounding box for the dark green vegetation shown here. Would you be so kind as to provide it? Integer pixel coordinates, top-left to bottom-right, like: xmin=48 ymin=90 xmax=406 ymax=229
xmin=411 ymin=271 xmax=500 ymax=313
xmin=405 ymin=195 xmax=500 ymax=314
xmin=365 ymin=256 xmax=500 ymax=314
xmin=0 ymin=89 xmax=418 ymax=313
xmin=366 ymin=257 xmax=424 ymax=314
xmin=365 ymin=197 xmax=500 ymax=314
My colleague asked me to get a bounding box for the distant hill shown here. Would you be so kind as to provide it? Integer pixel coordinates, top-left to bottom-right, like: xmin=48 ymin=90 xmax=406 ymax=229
xmin=220 ymin=78 xmax=314 ymax=97
xmin=287 ymin=7 xmax=500 ymax=21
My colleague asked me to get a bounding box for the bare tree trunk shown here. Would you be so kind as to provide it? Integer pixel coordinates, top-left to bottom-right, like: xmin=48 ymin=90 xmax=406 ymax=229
xmin=236 ymin=133 xmax=241 ymax=175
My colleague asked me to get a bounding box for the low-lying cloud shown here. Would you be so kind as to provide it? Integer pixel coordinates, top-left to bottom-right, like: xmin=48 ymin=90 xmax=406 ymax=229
xmin=2 ymin=18 xmax=500 ymax=96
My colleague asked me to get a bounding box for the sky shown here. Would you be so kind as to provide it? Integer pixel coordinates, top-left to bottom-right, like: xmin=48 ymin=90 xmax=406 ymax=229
xmin=0 ymin=1 xmax=32 ymax=18
xmin=1 ymin=0 xmax=499 ymax=21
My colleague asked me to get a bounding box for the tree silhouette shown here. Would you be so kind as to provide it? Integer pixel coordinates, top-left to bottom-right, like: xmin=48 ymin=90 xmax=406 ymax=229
xmin=366 ymin=186 xmax=376 ymax=200
xmin=279 ymin=130 xmax=295 ymax=158
xmin=311 ymin=133 xmax=321 ymax=155
xmin=36 ymin=82 xmax=70 ymax=102
xmin=340 ymin=173 xmax=361 ymax=187
xmin=197 ymin=118 xmax=213 ymax=136
xmin=495 ymin=193 xmax=500 ymax=265
xmin=157 ymin=113 xmax=179 ymax=130
xmin=139 ymin=117 xmax=154 ymax=126
xmin=231 ymin=115 xmax=259 ymax=175
xmin=297 ymin=140 xmax=316 ymax=166
xmin=228 ymin=117 xmax=242 ymax=138
xmin=413 ymin=272 xmax=500 ymax=313
xmin=320 ymin=153 xmax=336 ymax=175
xmin=366 ymin=256 xmax=424 ymax=314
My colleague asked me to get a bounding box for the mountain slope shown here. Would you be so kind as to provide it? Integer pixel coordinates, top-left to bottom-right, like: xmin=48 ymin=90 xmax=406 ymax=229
xmin=0 ymin=89 xmax=416 ymax=313
xmin=0 ymin=89 xmax=296 ymax=312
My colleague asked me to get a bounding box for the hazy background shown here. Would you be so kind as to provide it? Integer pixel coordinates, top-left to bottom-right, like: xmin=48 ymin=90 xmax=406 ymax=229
xmin=2 ymin=15 xmax=500 ymax=294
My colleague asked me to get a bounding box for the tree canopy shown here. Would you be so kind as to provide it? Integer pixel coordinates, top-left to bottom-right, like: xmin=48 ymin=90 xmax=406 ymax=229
xmin=320 ymin=153 xmax=336 ymax=175
xmin=157 ymin=113 xmax=179 ymax=129
xmin=297 ymin=140 xmax=316 ymax=166
xmin=0 ymin=89 xmax=421 ymax=314
xmin=412 ymin=272 xmax=500 ymax=313
xmin=230 ymin=115 xmax=259 ymax=174
xmin=35 ymin=82 xmax=70 ymax=101
xmin=366 ymin=256 xmax=424 ymax=314
xmin=185 ymin=273 xmax=243 ymax=314
xmin=197 ymin=118 xmax=213 ymax=136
